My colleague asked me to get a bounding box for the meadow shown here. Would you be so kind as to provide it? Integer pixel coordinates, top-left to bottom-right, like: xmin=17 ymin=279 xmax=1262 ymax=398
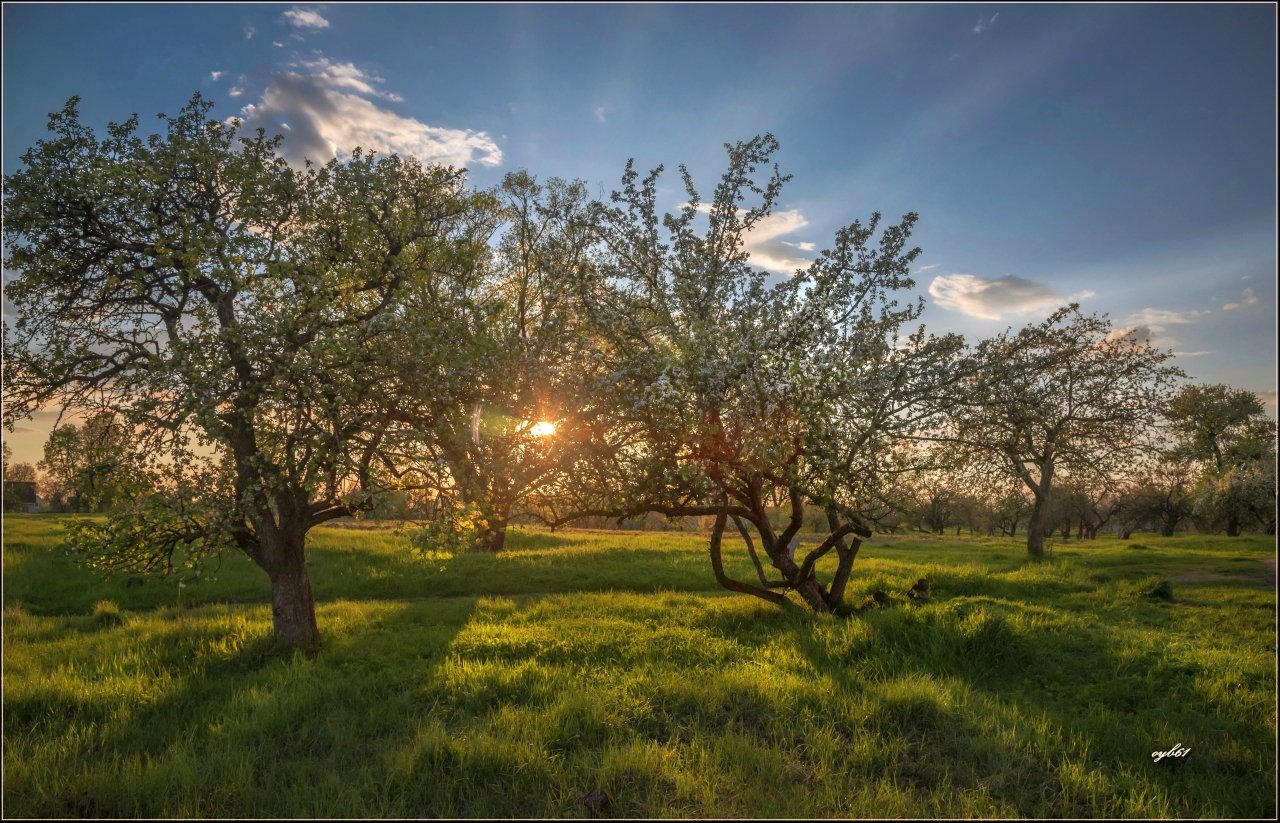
xmin=3 ymin=514 xmax=1275 ymax=818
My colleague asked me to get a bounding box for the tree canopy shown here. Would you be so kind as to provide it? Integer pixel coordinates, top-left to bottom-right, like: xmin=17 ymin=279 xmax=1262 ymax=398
xmin=545 ymin=135 xmax=961 ymax=611
xmin=942 ymin=306 xmax=1186 ymax=555
xmin=3 ymin=94 xmax=491 ymax=647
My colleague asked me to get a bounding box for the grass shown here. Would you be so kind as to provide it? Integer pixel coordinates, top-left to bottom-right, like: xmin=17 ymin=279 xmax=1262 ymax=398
xmin=3 ymin=514 xmax=1275 ymax=817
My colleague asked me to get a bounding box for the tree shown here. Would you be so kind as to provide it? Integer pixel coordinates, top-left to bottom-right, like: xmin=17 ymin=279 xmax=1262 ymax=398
xmin=6 ymin=462 xmax=36 ymax=483
xmin=414 ymin=172 xmax=598 ymax=551
xmin=1166 ymin=384 xmax=1277 ymax=536
xmin=943 ymin=307 xmax=1185 ymax=556
xmin=1167 ymin=384 xmax=1272 ymax=472
xmin=1130 ymin=454 xmax=1198 ymax=537
xmin=3 ymin=94 xmax=488 ymax=648
xmin=548 ymin=135 xmax=960 ymax=612
xmin=39 ymin=411 xmax=132 ymax=511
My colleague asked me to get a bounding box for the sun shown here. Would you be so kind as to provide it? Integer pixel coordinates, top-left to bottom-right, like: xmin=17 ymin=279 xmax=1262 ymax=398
xmin=530 ymin=420 xmax=557 ymax=437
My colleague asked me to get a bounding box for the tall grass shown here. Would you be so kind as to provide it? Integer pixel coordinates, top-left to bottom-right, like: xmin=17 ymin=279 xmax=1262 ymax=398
xmin=3 ymin=515 xmax=1275 ymax=817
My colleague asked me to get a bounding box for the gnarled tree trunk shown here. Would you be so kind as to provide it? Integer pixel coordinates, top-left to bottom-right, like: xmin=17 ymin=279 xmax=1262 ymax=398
xmin=258 ymin=527 xmax=320 ymax=650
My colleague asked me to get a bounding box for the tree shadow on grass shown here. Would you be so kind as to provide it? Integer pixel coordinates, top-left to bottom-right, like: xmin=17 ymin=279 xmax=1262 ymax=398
xmin=784 ymin=594 xmax=1276 ymax=818
xmin=4 ymin=597 xmax=480 ymax=818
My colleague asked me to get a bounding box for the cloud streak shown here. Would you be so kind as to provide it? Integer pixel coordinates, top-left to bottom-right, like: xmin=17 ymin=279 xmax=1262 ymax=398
xmin=928 ymin=273 xmax=1088 ymax=320
xmin=235 ymin=56 xmax=502 ymax=169
xmin=972 ymin=12 xmax=999 ymax=34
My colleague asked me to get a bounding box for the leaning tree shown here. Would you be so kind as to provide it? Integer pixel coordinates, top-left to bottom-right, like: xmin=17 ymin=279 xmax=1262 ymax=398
xmin=546 ymin=135 xmax=960 ymax=612
xmin=941 ymin=307 xmax=1185 ymax=556
xmin=2 ymin=94 xmax=490 ymax=647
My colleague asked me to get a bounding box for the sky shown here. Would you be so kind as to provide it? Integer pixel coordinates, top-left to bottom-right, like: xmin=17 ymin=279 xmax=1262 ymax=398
xmin=2 ymin=2 xmax=1276 ymax=466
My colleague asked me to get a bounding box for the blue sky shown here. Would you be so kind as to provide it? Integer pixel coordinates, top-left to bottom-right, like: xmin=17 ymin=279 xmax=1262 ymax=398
xmin=3 ymin=3 xmax=1276 ymax=463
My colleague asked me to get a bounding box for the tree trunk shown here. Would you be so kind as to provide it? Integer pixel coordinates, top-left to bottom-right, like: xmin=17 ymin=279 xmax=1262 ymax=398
xmin=1118 ymin=528 xmax=1132 ymax=540
xmin=1027 ymin=495 xmax=1048 ymax=557
xmin=266 ymin=543 xmax=320 ymax=650
xmin=1160 ymin=521 xmax=1175 ymax=537
xmin=1226 ymin=515 xmax=1242 ymax=537
xmin=472 ymin=504 xmax=510 ymax=552
xmin=473 ymin=523 xmax=508 ymax=552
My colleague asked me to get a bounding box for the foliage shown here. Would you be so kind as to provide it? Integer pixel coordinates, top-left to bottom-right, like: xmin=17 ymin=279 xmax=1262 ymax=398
xmin=38 ymin=411 xmax=133 ymax=512
xmin=410 ymin=171 xmax=598 ymax=551
xmin=1166 ymin=384 xmax=1277 ymax=536
xmin=943 ymin=306 xmax=1185 ymax=555
xmin=550 ymin=134 xmax=961 ymax=611
xmin=406 ymin=499 xmax=486 ymax=558
xmin=6 ymin=461 xmax=37 ymax=483
xmin=2 ymin=93 xmax=489 ymax=646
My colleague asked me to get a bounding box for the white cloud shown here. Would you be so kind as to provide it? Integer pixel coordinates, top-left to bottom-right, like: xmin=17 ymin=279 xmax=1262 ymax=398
xmin=688 ymin=204 xmax=814 ymax=275
xmin=210 ymin=70 xmax=223 ymax=81
xmin=1223 ymin=287 xmax=1258 ymax=311
xmin=283 ymin=7 xmax=330 ymax=30
xmin=273 ymin=40 xmax=285 ymax=48
xmin=229 ymin=87 xmax=244 ymax=98
xmin=914 ymin=263 xmax=940 ymax=272
xmin=235 ymin=57 xmax=502 ymax=169
xmin=297 ymin=57 xmax=402 ymax=101
xmin=244 ymin=26 xmax=256 ymax=40
xmin=593 ymin=106 xmax=607 ymax=123
xmin=742 ymin=209 xmax=813 ymax=275
xmin=928 ymin=273 xmax=1088 ymax=320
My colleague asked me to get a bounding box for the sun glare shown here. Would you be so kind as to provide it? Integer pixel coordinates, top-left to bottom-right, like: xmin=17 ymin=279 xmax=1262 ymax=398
xmin=530 ymin=421 xmax=556 ymax=437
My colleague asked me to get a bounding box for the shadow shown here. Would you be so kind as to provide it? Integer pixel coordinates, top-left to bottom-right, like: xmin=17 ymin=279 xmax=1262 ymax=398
xmin=3 ymin=596 xmax=480 ymax=818
xmin=784 ymin=590 xmax=1276 ymax=818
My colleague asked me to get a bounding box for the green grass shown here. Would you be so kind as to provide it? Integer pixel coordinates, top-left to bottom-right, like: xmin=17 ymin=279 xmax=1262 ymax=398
xmin=3 ymin=515 xmax=1275 ymax=817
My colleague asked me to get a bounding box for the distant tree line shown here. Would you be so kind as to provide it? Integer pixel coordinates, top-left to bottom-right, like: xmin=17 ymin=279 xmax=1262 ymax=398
xmin=3 ymin=93 xmax=1274 ymax=646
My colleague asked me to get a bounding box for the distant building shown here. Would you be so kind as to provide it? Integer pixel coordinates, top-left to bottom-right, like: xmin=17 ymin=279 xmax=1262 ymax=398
xmin=2 ymin=480 xmax=40 ymax=513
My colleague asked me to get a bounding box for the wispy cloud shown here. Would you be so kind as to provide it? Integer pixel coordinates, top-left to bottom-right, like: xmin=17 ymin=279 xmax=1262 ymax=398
xmin=1223 ymin=287 xmax=1259 ymax=311
xmin=972 ymin=12 xmax=999 ymax=34
xmin=272 ymin=40 xmax=285 ymax=48
xmin=1111 ymin=306 xmax=1210 ymax=352
xmin=283 ymin=7 xmax=330 ymax=30
xmin=210 ymin=70 xmax=223 ymax=81
xmin=244 ymin=26 xmax=256 ymax=40
xmin=1126 ymin=307 xmax=1209 ymax=328
xmin=593 ymin=106 xmax=607 ymax=123
xmin=235 ymin=54 xmax=502 ymax=169
xmin=928 ymin=273 xmax=1088 ymax=320
xmin=688 ymin=205 xmax=815 ymax=275
xmin=914 ymin=263 xmax=940 ymax=272
xmin=297 ymin=57 xmax=402 ymax=101
xmin=228 ymin=86 xmax=244 ymax=98
xmin=742 ymin=209 xmax=813 ymax=275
